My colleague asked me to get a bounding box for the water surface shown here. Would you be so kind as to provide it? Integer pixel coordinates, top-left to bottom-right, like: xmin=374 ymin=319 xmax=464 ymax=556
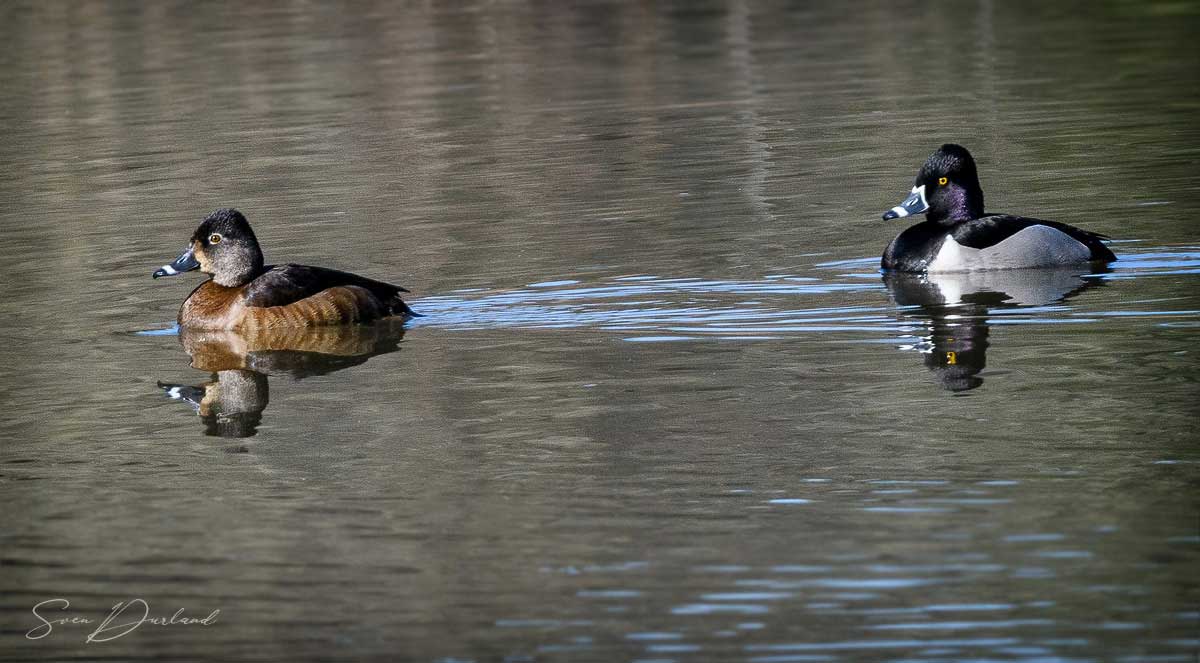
xmin=1 ymin=2 xmax=1198 ymax=661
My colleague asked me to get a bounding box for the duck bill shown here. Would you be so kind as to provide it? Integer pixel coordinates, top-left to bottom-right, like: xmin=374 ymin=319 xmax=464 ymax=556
xmin=882 ymin=185 xmax=929 ymax=220
xmin=153 ymin=245 xmax=200 ymax=278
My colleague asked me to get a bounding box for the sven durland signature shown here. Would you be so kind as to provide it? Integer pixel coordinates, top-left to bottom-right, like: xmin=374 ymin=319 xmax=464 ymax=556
xmin=27 ymin=598 xmax=220 ymax=643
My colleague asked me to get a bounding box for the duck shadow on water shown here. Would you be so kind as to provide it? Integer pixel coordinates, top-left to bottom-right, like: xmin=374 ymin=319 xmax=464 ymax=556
xmin=883 ymin=267 xmax=1109 ymax=392
xmin=158 ymin=320 xmax=407 ymax=438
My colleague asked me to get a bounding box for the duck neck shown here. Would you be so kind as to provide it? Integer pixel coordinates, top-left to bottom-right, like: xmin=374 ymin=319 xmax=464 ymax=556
xmin=212 ymin=251 xmax=265 ymax=287
xmin=929 ymin=183 xmax=984 ymax=224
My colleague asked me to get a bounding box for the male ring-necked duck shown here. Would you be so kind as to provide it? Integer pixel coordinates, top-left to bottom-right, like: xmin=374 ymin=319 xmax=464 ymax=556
xmin=153 ymin=208 xmax=414 ymax=330
xmin=880 ymin=144 xmax=1116 ymax=272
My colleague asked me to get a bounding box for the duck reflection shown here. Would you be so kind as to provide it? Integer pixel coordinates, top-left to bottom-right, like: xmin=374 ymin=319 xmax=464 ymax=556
xmin=884 ymin=268 xmax=1107 ymax=392
xmin=159 ymin=321 xmax=406 ymax=437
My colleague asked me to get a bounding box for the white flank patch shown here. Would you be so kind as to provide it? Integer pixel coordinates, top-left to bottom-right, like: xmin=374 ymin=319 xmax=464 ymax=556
xmin=928 ymin=225 xmax=1093 ymax=273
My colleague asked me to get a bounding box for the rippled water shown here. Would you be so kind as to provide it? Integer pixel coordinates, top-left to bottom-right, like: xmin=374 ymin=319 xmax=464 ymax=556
xmin=2 ymin=2 xmax=1199 ymax=662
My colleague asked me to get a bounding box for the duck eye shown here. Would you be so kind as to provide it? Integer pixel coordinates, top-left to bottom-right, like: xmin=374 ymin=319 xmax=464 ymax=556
xmin=208 ymin=233 xmax=223 ymax=244
xmin=938 ymin=177 xmax=948 ymax=186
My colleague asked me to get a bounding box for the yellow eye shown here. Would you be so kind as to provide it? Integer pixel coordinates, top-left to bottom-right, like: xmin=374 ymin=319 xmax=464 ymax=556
xmin=938 ymin=177 xmax=948 ymax=186
xmin=208 ymin=233 xmax=223 ymax=244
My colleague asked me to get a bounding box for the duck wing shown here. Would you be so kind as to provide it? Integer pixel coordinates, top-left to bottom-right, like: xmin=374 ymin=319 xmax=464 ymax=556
xmin=243 ymin=264 xmax=412 ymax=315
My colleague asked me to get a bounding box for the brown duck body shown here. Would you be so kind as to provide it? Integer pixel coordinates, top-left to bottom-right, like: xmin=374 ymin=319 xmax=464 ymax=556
xmin=155 ymin=209 xmax=414 ymax=330
xmin=180 ymin=274 xmax=399 ymax=330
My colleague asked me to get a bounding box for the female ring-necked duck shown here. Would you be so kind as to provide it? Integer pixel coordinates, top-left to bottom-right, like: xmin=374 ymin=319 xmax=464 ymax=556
xmin=880 ymin=144 xmax=1116 ymax=272
xmin=153 ymin=209 xmax=414 ymax=330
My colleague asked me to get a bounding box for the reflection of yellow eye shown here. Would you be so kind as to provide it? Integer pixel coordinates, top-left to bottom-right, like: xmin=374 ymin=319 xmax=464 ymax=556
xmin=209 ymin=233 xmax=223 ymax=244
xmin=938 ymin=177 xmax=948 ymax=186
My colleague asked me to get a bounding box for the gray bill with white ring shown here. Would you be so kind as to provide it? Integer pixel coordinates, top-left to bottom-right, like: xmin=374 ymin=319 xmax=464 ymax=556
xmin=152 ymin=245 xmax=200 ymax=278
xmin=882 ymin=184 xmax=929 ymax=220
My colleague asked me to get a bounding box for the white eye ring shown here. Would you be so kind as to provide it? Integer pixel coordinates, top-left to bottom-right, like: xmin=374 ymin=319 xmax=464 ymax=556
xmin=209 ymin=233 xmax=223 ymax=244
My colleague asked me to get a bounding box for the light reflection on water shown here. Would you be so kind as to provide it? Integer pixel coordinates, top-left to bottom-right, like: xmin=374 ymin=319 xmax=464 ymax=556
xmin=396 ymin=248 xmax=1200 ymax=347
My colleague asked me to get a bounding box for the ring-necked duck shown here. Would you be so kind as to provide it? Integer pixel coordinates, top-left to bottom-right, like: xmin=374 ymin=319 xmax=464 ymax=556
xmin=880 ymin=144 xmax=1116 ymax=272
xmin=153 ymin=209 xmax=414 ymax=330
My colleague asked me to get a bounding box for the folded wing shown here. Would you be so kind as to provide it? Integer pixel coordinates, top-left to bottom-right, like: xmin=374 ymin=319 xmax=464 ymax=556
xmin=243 ymin=264 xmax=413 ymax=316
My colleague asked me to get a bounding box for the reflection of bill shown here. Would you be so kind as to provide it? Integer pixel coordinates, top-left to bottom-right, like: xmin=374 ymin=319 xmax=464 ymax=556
xmin=884 ymin=267 xmax=1107 ymax=392
xmin=27 ymin=598 xmax=219 ymax=642
xmin=158 ymin=321 xmax=407 ymax=437
xmin=160 ymin=370 xmax=268 ymax=437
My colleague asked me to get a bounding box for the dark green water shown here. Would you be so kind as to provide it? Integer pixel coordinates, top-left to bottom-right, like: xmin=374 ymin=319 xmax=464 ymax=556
xmin=1 ymin=2 xmax=1198 ymax=661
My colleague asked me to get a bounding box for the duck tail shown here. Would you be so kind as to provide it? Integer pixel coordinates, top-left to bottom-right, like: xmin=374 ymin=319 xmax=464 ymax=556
xmin=393 ymin=295 xmax=422 ymax=318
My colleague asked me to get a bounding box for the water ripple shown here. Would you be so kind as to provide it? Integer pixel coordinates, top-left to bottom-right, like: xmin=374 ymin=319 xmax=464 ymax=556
xmin=403 ymin=247 xmax=1200 ymax=340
